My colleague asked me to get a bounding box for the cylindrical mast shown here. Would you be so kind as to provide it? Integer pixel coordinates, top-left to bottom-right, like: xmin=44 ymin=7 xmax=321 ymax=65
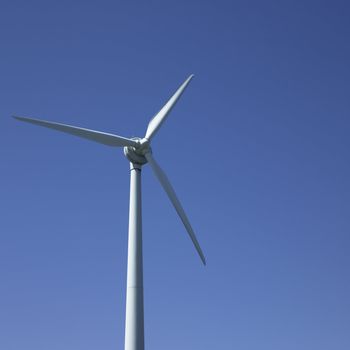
xmin=125 ymin=162 xmax=144 ymax=350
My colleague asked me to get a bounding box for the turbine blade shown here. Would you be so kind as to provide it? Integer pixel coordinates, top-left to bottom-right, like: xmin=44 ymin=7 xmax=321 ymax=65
xmin=13 ymin=115 xmax=138 ymax=148
xmin=145 ymin=152 xmax=206 ymax=265
xmin=145 ymin=75 xmax=194 ymax=140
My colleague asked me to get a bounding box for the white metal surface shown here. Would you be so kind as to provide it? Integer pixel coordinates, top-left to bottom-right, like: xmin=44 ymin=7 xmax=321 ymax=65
xmin=13 ymin=115 xmax=138 ymax=147
xmin=145 ymin=152 xmax=206 ymax=265
xmin=145 ymin=74 xmax=194 ymax=140
xmin=125 ymin=163 xmax=144 ymax=350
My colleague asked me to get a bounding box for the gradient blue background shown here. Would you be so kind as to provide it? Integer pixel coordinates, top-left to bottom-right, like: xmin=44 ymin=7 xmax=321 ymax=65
xmin=1 ymin=1 xmax=350 ymax=349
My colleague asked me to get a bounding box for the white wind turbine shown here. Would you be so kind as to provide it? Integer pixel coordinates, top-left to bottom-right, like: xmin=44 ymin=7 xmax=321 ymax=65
xmin=13 ymin=74 xmax=205 ymax=350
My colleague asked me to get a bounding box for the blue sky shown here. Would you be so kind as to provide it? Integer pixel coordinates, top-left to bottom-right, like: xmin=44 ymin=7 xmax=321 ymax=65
xmin=1 ymin=1 xmax=350 ymax=349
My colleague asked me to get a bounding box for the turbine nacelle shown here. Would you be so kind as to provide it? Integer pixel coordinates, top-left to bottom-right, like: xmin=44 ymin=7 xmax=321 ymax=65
xmin=123 ymin=137 xmax=151 ymax=165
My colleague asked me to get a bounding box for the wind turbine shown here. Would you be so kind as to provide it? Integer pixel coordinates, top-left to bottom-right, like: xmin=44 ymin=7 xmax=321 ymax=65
xmin=13 ymin=74 xmax=205 ymax=350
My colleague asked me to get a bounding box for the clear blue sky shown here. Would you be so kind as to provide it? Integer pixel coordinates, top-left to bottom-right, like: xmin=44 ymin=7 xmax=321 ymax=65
xmin=1 ymin=1 xmax=349 ymax=349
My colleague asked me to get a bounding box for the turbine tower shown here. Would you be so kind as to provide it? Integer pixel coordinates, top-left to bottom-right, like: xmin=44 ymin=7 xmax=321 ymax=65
xmin=13 ymin=74 xmax=205 ymax=350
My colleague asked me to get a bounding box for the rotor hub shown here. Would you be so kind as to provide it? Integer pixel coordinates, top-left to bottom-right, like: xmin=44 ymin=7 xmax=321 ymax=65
xmin=124 ymin=137 xmax=151 ymax=165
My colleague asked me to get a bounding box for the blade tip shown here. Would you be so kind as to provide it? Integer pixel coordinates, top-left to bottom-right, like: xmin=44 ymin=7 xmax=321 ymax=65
xmin=12 ymin=115 xmax=27 ymax=122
